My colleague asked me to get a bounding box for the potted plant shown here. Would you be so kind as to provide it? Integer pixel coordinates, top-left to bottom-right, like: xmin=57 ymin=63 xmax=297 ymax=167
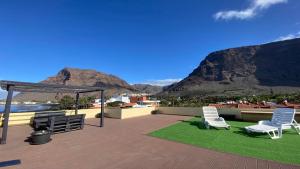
xmin=30 ymin=129 xmax=51 ymax=145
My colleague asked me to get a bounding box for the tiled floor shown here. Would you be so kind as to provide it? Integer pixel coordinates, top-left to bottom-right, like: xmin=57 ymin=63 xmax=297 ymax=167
xmin=0 ymin=114 xmax=299 ymax=169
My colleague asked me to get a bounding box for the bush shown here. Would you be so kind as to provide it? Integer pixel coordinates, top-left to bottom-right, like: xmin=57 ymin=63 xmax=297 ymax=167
xmin=58 ymin=95 xmax=97 ymax=110
xmin=59 ymin=95 xmax=75 ymax=110
xmin=107 ymin=101 xmax=124 ymax=107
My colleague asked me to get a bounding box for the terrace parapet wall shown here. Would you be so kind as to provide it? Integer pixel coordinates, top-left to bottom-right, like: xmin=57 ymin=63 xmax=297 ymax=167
xmin=158 ymin=107 xmax=242 ymax=120
xmin=1 ymin=107 xmax=300 ymax=126
xmin=241 ymin=109 xmax=300 ymax=122
xmin=0 ymin=107 xmax=156 ymax=126
xmin=0 ymin=108 xmax=101 ymax=126
xmin=158 ymin=107 xmax=300 ymax=122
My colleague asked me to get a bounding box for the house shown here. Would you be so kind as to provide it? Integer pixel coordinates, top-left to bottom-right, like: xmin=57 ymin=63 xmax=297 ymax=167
xmin=138 ymin=100 xmax=160 ymax=107
xmin=93 ymin=99 xmax=106 ymax=108
xmin=106 ymin=95 xmax=130 ymax=104
xmin=130 ymin=96 xmax=147 ymax=103
xmin=93 ymin=95 xmax=131 ymax=108
xmin=130 ymin=96 xmax=160 ymax=107
xmin=120 ymin=103 xmax=138 ymax=108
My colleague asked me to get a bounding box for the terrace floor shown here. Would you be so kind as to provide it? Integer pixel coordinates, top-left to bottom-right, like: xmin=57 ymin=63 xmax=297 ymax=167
xmin=0 ymin=114 xmax=299 ymax=169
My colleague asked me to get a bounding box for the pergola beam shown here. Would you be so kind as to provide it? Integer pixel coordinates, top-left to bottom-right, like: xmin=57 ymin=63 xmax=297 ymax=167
xmin=0 ymin=80 xmax=104 ymax=93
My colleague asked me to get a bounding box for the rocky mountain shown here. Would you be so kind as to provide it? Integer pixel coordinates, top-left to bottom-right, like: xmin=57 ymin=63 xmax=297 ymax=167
xmin=132 ymin=84 xmax=163 ymax=95
xmin=14 ymin=68 xmax=164 ymax=101
xmin=14 ymin=68 xmax=135 ymax=101
xmin=162 ymin=38 xmax=300 ymax=96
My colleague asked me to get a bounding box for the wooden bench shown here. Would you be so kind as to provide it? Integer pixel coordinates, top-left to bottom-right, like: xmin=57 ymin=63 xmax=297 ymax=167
xmin=48 ymin=114 xmax=85 ymax=134
xmin=32 ymin=111 xmax=66 ymax=130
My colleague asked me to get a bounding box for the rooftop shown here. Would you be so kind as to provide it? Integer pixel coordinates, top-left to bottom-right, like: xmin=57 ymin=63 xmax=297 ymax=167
xmin=0 ymin=115 xmax=298 ymax=169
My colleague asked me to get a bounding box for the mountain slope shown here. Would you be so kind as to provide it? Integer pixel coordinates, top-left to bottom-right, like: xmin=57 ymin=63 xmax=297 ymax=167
xmin=14 ymin=68 xmax=135 ymax=101
xmin=132 ymin=84 xmax=163 ymax=95
xmin=163 ymin=38 xmax=300 ymax=96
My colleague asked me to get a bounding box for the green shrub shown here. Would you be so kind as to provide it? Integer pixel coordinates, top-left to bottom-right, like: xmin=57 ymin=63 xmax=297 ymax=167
xmin=107 ymin=101 xmax=124 ymax=107
xmin=59 ymin=95 xmax=75 ymax=110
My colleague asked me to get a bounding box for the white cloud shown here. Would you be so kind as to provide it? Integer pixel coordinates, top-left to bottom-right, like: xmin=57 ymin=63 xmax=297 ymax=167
xmin=214 ymin=0 xmax=288 ymax=20
xmin=274 ymin=31 xmax=300 ymax=41
xmin=254 ymin=0 xmax=287 ymax=9
xmin=141 ymin=78 xmax=182 ymax=86
xmin=214 ymin=9 xmax=256 ymax=20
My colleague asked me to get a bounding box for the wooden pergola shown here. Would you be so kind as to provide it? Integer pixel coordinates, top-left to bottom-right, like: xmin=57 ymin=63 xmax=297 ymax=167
xmin=0 ymin=80 xmax=105 ymax=145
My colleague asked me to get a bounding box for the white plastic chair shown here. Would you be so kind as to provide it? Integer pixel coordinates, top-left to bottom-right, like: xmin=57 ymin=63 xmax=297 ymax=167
xmin=245 ymin=108 xmax=298 ymax=139
xmin=202 ymin=106 xmax=230 ymax=129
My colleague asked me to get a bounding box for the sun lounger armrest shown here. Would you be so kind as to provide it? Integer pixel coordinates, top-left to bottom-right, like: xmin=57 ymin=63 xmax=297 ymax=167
xmin=258 ymin=120 xmax=271 ymax=125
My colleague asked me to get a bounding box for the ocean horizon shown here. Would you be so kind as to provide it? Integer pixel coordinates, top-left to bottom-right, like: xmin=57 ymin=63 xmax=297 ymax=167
xmin=0 ymin=104 xmax=55 ymax=113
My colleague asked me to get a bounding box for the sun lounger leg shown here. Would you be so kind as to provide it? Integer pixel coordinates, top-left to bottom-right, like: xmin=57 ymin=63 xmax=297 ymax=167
xmin=267 ymin=130 xmax=280 ymax=139
xmin=292 ymin=125 xmax=300 ymax=135
xmin=206 ymin=124 xmax=210 ymax=129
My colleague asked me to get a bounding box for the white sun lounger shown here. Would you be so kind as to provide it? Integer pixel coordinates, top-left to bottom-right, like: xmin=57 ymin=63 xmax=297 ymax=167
xmin=245 ymin=124 xmax=282 ymax=139
xmin=202 ymin=106 xmax=230 ymax=129
xmin=245 ymin=108 xmax=299 ymax=139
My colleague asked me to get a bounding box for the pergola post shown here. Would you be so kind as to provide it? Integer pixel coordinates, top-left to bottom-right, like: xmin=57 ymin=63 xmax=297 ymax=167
xmin=100 ymin=90 xmax=104 ymax=127
xmin=1 ymin=85 xmax=14 ymax=144
xmin=75 ymin=92 xmax=79 ymax=115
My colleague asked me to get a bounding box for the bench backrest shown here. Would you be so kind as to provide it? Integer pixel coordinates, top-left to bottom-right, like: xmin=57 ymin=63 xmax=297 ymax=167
xmin=203 ymin=106 xmax=220 ymax=120
xmin=32 ymin=111 xmax=66 ymax=129
xmin=34 ymin=111 xmax=66 ymax=119
xmin=49 ymin=114 xmax=85 ymax=134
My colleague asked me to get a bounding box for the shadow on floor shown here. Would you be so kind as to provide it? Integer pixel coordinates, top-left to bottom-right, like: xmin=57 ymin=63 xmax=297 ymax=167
xmin=233 ymin=128 xmax=271 ymax=139
xmin=24 ymin=137 xmax=31 ymax=143
xmin=178 ymin=119 xmax=272 ymax=139
xmin=178 ymin=120 xmax=208 ymax=130
xmin=0 ymin=160 xmax=21 ymax=168
xmin=84 ymin=123 xmax=101 ymax=127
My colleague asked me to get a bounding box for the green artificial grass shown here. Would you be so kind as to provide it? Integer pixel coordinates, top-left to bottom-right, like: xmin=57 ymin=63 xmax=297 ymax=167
xmin=149 ymin=117 xmax=300 ymax=165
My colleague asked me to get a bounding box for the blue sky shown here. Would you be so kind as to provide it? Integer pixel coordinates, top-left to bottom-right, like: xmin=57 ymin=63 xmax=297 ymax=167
xmin=0 ymin=0 xmax=299 ymax=93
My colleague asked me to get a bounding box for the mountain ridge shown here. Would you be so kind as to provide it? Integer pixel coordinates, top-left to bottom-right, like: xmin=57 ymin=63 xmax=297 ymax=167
xmin=132 ymin=84 xmax=163 ymax=94
xmin=14 ymin=68 xmax=134 ymax=101
xmin=12 ymin=68 xmax=163 ymax=101
xmin=162 ymin=38 xmax=300 ymax=96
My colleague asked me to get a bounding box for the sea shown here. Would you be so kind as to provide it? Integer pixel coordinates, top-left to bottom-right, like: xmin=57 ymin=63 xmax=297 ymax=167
xmin=0 ymin=104 xmax=57 ymax=113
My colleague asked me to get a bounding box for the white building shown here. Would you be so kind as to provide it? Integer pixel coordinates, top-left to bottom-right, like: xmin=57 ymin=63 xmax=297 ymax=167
xmin=137 ymin=100 xmax=160 ymax=107
xmin=95 ymin=95 xmax=131 ymax=105
xmin=106 ymin=95 xmax=130 ymax=103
